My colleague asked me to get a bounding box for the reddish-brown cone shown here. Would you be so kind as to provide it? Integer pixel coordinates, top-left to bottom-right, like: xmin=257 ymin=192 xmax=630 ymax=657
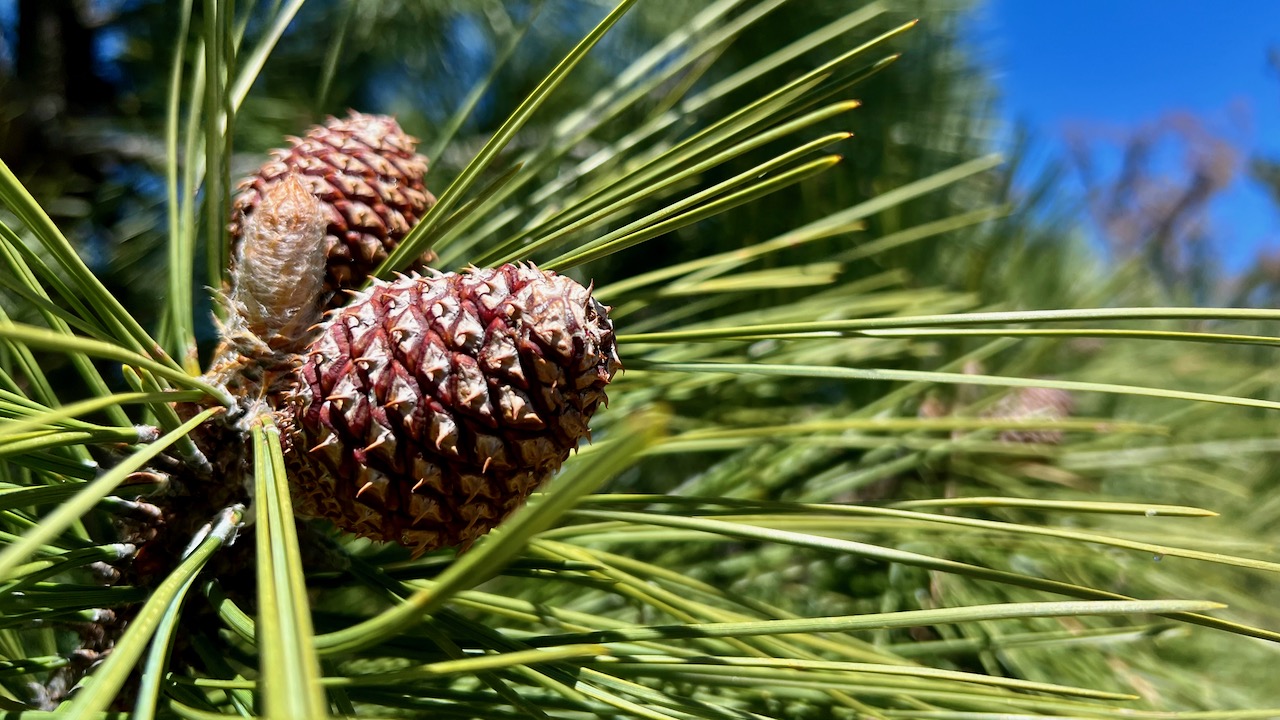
xmin=279 ymin=264 xmax=620 ymax=554
xmin=229 ymin=111 xmax=437 ymax=302
xmin=990 ymin=387 xmax=1074 ymax=444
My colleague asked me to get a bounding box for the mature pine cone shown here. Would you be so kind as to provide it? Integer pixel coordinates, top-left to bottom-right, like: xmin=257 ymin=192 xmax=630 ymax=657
xmin=279 ymin=265 xmax=620 ymax=554
xmin=230 ymin=111 xmax=437 ymax=301
xmin=990 ymin=387 xmax=1074 ymax=445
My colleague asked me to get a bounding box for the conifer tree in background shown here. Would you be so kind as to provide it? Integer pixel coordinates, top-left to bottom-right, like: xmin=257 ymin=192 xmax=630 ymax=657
xmin=0 ymin=1 xmax=1277 ymax=716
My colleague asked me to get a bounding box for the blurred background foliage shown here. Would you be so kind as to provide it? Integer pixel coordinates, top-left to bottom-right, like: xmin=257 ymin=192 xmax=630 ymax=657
xmin=1 ymin=0 xmax=1001 ymax=319
xmin=1 ymin=0 xmax=1279 ymax=714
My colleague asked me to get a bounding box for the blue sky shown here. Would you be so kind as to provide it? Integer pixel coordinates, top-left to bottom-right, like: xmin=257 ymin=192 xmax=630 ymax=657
xmin=981 ymin=0 xmax=1280 ymax=271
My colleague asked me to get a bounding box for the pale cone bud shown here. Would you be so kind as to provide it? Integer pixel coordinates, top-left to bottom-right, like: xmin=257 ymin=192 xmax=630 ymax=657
xmin=227 ymin=174 xmax=328 ymax=355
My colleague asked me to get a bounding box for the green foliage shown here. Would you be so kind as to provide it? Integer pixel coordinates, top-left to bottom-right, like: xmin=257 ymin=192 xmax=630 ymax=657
xmin=0 ymin=1 xmax=1277 ymax=717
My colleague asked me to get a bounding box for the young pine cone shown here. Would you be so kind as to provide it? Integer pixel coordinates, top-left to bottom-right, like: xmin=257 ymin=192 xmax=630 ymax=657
xmin=206 ymin=174 xmax=330 ymax=401
xmin=278 ymin=265 xmax=621 ymax=554
xmin=224 ymin=174 xmax=328 ymax=357
xmin=230 ymin=111 xmax=438 ymax=304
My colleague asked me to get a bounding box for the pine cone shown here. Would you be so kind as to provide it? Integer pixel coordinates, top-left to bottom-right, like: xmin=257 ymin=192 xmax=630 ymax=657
xmin=991 ymin=387 xmax=1074 ymax=445
xmin=279 ymin=265 xmax=620 ymax=554
xmin=230 ymin=111 xmax=438 ymax=302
